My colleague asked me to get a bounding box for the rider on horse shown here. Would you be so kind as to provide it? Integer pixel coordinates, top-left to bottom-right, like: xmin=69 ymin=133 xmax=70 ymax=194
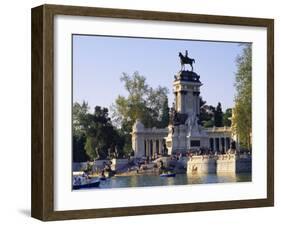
xmin=179 ymin=50 xmax=195 ymax=71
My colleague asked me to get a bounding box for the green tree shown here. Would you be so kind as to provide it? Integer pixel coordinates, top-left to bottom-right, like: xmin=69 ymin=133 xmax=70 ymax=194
xmin=111 ymin=71 xmax=169 ymax=155
xmin=85 ymin=106 xmax=124 ymax=159
xmin=85 ymin=136 xmax=98 ymax=160
xmin=232 ymin=44 xmax=252 ymax=149
xmin=73 ymin=102 xmax=126 ymax=160
xmin=112 ymin=72 xmax=169 ymax=128
xmin=159 ymin=96 xmax=170 ymax=128
xmin=199 ymin=97 xmax=215 ymax=127
xmin=73 ymin=134 xmax=88 ymax=162
xmin=203 ymin=120 xmax=214 ymax=128
xmin=223 ymin=108 xmax=232 ymax=127
xmin=214 ymin=102 xmax=223 ymax=127
xmin=72 ymin=101 xmax=90 ymax=162
xmin=73 ymin=101 xmax=89 ymax=136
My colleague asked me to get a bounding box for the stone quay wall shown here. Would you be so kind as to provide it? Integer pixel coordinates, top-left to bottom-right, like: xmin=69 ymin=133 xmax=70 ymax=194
xmin=187 ymin=156 xmax=217 ymax=173
xmin=73 ymin=158 xmax=129 ymax=173
xmin=236 ymin=157 xmax=252 ymax=173
xmin=111 ymin=158 xmax=129 ymax=171
xmin=187 ymin=154 xmax=251 ymax=174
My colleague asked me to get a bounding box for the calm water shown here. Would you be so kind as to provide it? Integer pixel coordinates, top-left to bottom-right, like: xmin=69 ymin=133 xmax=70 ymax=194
xmin=83 ymin=173 xmax=251 ymax=189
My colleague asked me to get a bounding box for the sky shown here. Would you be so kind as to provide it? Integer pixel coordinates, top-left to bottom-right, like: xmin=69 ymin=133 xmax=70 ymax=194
xmin=73 ymin=35 xmax=246 ymax=113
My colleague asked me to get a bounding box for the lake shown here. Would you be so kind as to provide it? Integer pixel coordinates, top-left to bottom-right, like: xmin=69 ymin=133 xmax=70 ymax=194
xmin=83 ymin=173 xmax=252 ymax=189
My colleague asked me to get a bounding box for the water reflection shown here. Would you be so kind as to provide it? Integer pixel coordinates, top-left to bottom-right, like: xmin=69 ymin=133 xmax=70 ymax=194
xmin=94 ymin=173 xmax=251 ymax=189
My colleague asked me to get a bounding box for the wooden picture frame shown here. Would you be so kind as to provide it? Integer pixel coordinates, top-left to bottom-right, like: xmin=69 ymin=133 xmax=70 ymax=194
xmin=31 ymin=4 xmax=274 ymax=221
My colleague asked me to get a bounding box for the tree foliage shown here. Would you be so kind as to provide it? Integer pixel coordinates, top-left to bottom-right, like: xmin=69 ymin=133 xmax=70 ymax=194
xmin=73 ymin=103 xmax=125 ymax=161
xmin=199 ymin=98 xmax=215 ymax=127
xmin=73 ymin=102 xmax=89 ymax=162
xmin=199 ymin=98 xmax=232 ymax=128
xmin=112 ymin=72 xmax=169 ymax=129
xmin=214 ymin=102 xmax=223 ymax=127
xmin=73 ymin=133 xmax=88 ymax=162
xmin=223 ymin=108 xmax=232 ymax=127
xmin=160 ymin=96 xmax=170 ymax=128
xmin=232 ymin=44 xmax=252 ymax=149
xmin=73 ymin=101 xmax=89 ymax=137
xmin=84 ymin=136 xmax=98 ymax=160
xmin=110 ymin=71 xmax=169 ymax=154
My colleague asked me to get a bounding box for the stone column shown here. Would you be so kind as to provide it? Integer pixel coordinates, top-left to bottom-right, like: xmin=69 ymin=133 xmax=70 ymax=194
xmin=209 ymin=138 xmax=214 ymax=151
xmin=153 ymin=140 xmax=157 ymax=157
xmin=145 ymin=139 xmax=148 ymax=157
xmin=177 ymin=92 xmax=181 ymax=112
xmin=155 ymin=140 xmax=158 ymax=155
xmin=192 ymin=91 xmax=200 ymax=115
xmin=147 ymin=139 xmax=150 ymax=157
xmin=147 ymin=140 xmax=150 ymax=157
xmin=143 ymin=140 xmax=145 ymax=157
xmin=150 ymin=140 xmax=153 ymax=157
xmin=159 ymin=140 xmax=162 ymax=155
xmin=159 ymin=139 xmax=164 ymax=155
xmin=184 ymin=92 xmax=187 ymax=113
xmin=174 ymin=92 xmax=178 ymax=111
xmin=197 ymin=96 xmax=200 ymax=115
xmin=192 ymin=93 xmax=196 ymax=115
xmin=227 ymin=137 xmax=230 ymax=150
xmin=178 ymin=91 xmax=187 ymax=113
xmin=180 ymin=91 xmax=184 ymax=113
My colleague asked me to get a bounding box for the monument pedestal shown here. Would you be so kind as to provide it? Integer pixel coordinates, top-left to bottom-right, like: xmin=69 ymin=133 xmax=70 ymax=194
xmin=165 ymin=68 xmax=207 ymax=154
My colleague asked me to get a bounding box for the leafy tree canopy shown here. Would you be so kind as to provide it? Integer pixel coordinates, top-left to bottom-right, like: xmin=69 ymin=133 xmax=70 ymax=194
xmin=232 ymin=44 xmax=252 ymax=149
xmin=111 ymin=71 xmax=169 ymax=131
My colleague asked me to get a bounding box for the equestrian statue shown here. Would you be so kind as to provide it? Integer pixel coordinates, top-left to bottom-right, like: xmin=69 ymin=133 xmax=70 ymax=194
xmin=179 ymin=50 xmax=195 ymax=71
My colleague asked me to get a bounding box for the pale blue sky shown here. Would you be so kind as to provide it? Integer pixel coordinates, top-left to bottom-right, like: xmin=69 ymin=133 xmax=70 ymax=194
xmin=73 ymin=35 xmax=246 ymax=112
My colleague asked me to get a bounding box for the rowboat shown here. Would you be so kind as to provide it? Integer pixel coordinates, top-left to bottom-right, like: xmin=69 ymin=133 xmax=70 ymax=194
xmin=160 ymin=173 xmax=176 ymax=177
xmin=73 ymin=179 xmax=100 ymax=190
xmin=73 ymin=175 xmax=101 ymax=190
xmin=99 ymin=176 xmax=107 ymax=181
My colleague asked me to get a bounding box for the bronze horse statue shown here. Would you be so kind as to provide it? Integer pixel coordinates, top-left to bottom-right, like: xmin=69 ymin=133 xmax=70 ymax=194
xmin=179 ymin=50 xmax=195 ymax=71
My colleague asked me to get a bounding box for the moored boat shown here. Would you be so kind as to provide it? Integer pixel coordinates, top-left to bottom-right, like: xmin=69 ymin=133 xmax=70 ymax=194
xmin=160 ymin=173 xmax=176 ymax=177
xmin=99 ymin=176 xmax=107 ymax=181
xmin=73 ymin=179 xmax=100 ymax=190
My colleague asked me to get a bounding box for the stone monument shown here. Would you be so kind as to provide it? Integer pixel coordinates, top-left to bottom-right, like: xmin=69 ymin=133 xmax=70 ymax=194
xmin=132 ymin=50 xmax=234 ymax=158
xmin=165 ymin=51 xmax=209 ymax=154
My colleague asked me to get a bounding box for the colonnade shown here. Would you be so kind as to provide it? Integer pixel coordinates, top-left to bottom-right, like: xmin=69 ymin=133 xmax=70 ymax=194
xmin=209 ymin=137 xmax=231 ymax=152
xmin=143 ymin=139 xmax=165 ymax=157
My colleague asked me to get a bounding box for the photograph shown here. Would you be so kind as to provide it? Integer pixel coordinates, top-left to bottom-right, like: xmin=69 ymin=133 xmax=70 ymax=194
xmin=29 ymin=3 xmax=274 ymax=221
xmin=71 ymin=35 xmax=252 ymax=190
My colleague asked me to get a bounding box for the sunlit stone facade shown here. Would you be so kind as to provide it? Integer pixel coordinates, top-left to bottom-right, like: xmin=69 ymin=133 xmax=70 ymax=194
xmin=132 ymin=61 xmax=236 ymax=158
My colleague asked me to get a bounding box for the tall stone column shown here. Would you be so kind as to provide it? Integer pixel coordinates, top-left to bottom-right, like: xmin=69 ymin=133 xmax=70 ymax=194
xmin=177 ymin=92 xmax=181 ymax=112
xmin=175 ymin=90 xmax=187 ymax=113
xmin=174 ymin=92 xmax=178 ymax=112
xmin=193 ymin=91 xmax=200 ymax=115
xmin=197 ymin=95 xmax=200 ymax=115
xmin=153 ymin=140 xmax=157 ymax=157
xmin=180 ymin=91 xmax=184 ymax=113
xmin=150 ymin=140 xmax=152 ymax=156
xmin=218 ymin=137 xmax=221 ymax=152
xmin=144 ymin=139 xmax=147 ymax=157
xmin=184 ymin=92 xmax=188 ymax=113
xmin=226 ymin=137 xmax=230 ymax=150
xmin=192 ymin=93 xmax=196 ymax=115
xmin=160 ymin=140 xmax=163 ymax=155
xmin=146 ymin=139 xmax=150 ymax=157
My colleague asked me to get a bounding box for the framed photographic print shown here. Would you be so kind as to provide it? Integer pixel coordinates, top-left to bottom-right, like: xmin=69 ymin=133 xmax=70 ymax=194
xmin=31 ymin=4 xmax=274 ymax=221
